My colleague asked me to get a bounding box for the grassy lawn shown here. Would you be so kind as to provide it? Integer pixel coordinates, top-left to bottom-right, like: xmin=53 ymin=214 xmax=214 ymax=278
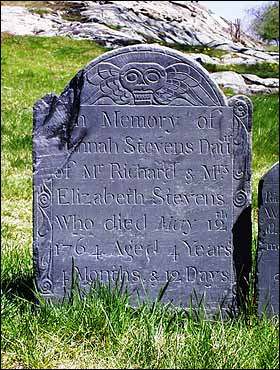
xmin=1 ymin=35 xmax=279 ymax=369
xmin=265 ymin=45 xmax=279 ymax=52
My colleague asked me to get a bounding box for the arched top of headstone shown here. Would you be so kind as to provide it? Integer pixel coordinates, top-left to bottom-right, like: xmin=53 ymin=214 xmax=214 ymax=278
xmin=80 ymin=44 xmax=227 ymax=107
xmin=260 ymin=162 xmax=279 ymax=183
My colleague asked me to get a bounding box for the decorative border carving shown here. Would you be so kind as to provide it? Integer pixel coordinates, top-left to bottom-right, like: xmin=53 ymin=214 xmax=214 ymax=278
xmin=36 ymin=178 xmax=53 ymax=295
xmin=233 ymin=189 xmax=248 ymax=208
xmin=228 ymin=95 xmax=252 ymax=310
xmin=228 ymin=95 xmax=252 ymax=215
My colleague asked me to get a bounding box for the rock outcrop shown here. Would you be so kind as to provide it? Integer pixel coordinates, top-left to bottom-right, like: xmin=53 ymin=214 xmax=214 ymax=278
xmin=63 ymin=1 xmax=264 ymax=50
xmin=188 ymin=51 xmax=278 ymax=66
xmin=1 ymin=1 xmax=279 ymax=95
xmin=210 ymin=71 xmax=279 ymax=94
xmin=1 ymin=5 xmax=58 ymax=36
xmin=0 ymin=1 xmax=266 ymax=49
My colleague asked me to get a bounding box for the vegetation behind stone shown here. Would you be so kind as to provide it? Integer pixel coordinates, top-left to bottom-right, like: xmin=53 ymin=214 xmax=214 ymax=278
xmin=1 ymin=34 xmax=279 ymax=369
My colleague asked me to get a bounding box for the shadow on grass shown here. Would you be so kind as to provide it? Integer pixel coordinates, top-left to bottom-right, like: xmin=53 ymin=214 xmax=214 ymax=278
xmin=1 ymin=275 xmax=39 ymax=304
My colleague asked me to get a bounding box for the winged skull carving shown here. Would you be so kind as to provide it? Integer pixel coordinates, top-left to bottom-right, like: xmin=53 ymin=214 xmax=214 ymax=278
xmin=82 ymin=62 xmax=220 ymax=106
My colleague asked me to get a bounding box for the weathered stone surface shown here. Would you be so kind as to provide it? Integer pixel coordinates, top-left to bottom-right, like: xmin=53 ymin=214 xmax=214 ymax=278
xmin=243 ymin=49 xmax=279 ymax=62
xmin=256 ymin=163 xmax=279 ymax=316
xmin=77 ymin=0 xmax=261 ymax=51
xmin=187 ymin=53 xmax=220 ymax=65
xmin=186 ymin=51 xmax=278 ymax=67
xmin=1 ymin=6 xmax=58 ymax=36
xmin=0 ymin=2 xmax=274 ymax=55
xmin=211 ymin=72 xmax=279 ymax=95
xmin=33 ymin=44 xmax=252 ymax=314
xmin=245 ymin=85 xmax=279 ymax=95
xmin=57 ymin=22 xmax=145 ymax=46
xmin=242 ymin=74 xmax=279 ymax=88
xmin=211 ymin=71 xmax=246 ymax=87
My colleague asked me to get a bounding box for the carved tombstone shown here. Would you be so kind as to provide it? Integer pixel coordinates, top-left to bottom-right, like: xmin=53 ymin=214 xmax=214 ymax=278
xmin=33 ymin=45 xmax=252 ymax=313
xmin=256 ymin=162 xmax=279 ymax=316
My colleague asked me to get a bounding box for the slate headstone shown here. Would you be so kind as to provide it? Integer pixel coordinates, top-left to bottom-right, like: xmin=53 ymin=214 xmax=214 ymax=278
xmin=33 ymin=45 xmax=253 ymax=313
xmin=256 ymin=162 xmax=279 ymax=315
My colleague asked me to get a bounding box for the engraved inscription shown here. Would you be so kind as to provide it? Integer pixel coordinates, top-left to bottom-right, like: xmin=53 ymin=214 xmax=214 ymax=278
xmin=33 ymin=46 xmax=252 ymax=313
xmin=48 ymin=105 xmax=234 ymax=307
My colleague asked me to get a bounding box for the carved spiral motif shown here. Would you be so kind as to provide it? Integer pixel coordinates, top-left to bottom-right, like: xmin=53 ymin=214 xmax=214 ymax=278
xmin=234 ymin=190 xmax=247 ymax=207
xmin=231 ymin=283 xmax=237 ymax=295
xmin=233 ymin=101 xmax=247 ymax=118
xmin=233 ymin=116 xmax=242 ymax=145
xmin=38 ymin=189 xmax=51 ymax=208
xmin=38 ymin=208 xmax=51 ymax=238
xmin=40 ymin=278 xmax=53 ymax=293
xmin=41 ymin=245 xmax=52 ymax=268
xmin=233 ymin=169 xmax=244 ymax=180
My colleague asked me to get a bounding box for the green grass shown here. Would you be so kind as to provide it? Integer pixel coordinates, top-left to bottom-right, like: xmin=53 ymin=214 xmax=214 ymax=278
xmin=265 ymin=45 xmax=279 ymax=52
xmin=1 ymin=35 xmax=279 ymax=369
xmin=30 ymin=7 xmax=53 ymax=16
xmin=106 ymin=24 xmax=123 ymax=31
xmin=1 ymin=285 xmax=279 ymax=369
xmin=250 ymin=94 xmax=279 ymax=215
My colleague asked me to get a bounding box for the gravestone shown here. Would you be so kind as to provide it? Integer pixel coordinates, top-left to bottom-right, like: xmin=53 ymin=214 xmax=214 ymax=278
xmin=256 ymin=162 xmax=279 ymax=316
xmin=33 ymin=45 xmax=252 ymax=313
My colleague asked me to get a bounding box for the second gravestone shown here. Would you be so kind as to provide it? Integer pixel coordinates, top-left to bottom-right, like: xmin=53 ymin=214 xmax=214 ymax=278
xmin=256 ymin=162 xmax=279 ymax=315
xmin=33 ymin=45 xmax=252 ymax=313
